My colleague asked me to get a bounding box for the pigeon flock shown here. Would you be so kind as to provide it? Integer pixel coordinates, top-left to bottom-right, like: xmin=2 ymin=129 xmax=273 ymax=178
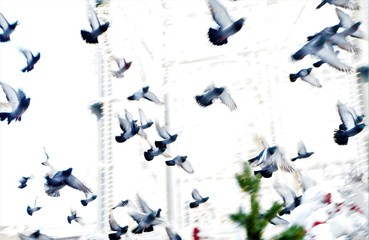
xmin=0 ymin=0 xmax=368 ymax=239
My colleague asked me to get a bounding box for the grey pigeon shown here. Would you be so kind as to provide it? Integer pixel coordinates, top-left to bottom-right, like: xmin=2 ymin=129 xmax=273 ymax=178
xmin=334 ymin=101 xmax=365 ymax=145
xmin=67 ymin=208 xmax=83 ymax=224
xmin=327 ymin=21 xmax=361 ymax=52
xmin=0 ymin=81 xmax=31 ymax=124
xmin=18 ymin=176 xmax=32 ymax=189
xmin=18 ymin=230 xmax=54 ymax=240
xmin=108 ymin=213 xmax=128 ymax=240
xmin=273 ymin=181 xmax=302 ymax=216
xmin=154 ymin=121 xmax=177 ymax=148
xmin=81 ymin=5 xmax=109 ymax=44
xmin=195 ymin=83 xmax=237 ymax=111
xmin=111 ymin=57 xmax=132 ymax=78
xmin=316 ymin=0 xmax=360 ymax=10
xmin=138 ymin=108 xmax=153 ymax=130
xmin=289 ymin=68 xmax=322 ymax=88
xmin=0 ymin=11 xmax=18 ymax=42
xmin=165 ymin=155 xmax=194 ymax=174
xmin=335 ymin=8 xmax=365 ymax=39
xmin=207 ymin=0 xmax=245 ymax=45
xmin=189 ymin=188 xmax=209 ymax=208
xmin=112 ymin=199 xmax=129 ymax=209
xmin=313 ymin=50 xmax=339 ymax=68
xmin=144 ymin=145 xmax=167 ymax=161
xmin=27 ymin=198 xmax=42 ymax=216
xmin=306 ymin=24 xmax=340 ymax=41
xmin=115 ymin=110 xmax=140 ymax=143
xmin=127 ymin=86 xmax=163 ymax=104
xmin=81 ymin=193 xmax=97 ymax=206
xmin=291 ymin=141 xmax=314 ymax=161
xmin=165 ymin=226 xmax=182 ymax=240
xmin=19 ymin=48 xmax=40 ymax=72
xmin=44 ymin=167 xmax=92 ymax=197
xmin=356 ymin=65 xmax=369 ymax=83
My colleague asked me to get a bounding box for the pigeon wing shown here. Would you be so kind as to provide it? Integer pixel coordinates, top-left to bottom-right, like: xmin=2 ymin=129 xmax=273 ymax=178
xmin=273 ymin=181 xmax=296 ymax=206
xmin=180 ymin=158 xmax=194 ymax=174
xmin=191 ymin=188 xmax=204 ymax=201
xmin=87 ymin=5 xmax=101 ymax=30
xmin=301 ymin=74 xmax=322 ymax=88
xmin=208 ymin=0 xmax=234 ymax=29
xmin=0 ymin=81 xmax=19 ymax=104
xmin=109 ymin=213 xmax=122 ymax=231
xmin=143 ymin=90 xmax=162 ymax=104
xmin=136 ymin=194 xmax=154 ymax=214
xmin=315 ymin=44 xmax=352 ymax=72
xmin=337 ymin=101 xmax=356 ymax=129
xmin=297 ymin=141 xmax=308 ymax=155
xmin=218 ymin=89 xmax=237 ymax=111
xmin=65 ymin=174 xmax=92 ymax=194
xmin=155 ymin=121 xmax=170 ymax=139
xmin=0 ymin=12 xmax=10 ymax=30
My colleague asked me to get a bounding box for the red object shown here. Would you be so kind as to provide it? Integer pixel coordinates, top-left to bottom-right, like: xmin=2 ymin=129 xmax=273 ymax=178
xmin=193 ymin=227 xmax=200 ymax=240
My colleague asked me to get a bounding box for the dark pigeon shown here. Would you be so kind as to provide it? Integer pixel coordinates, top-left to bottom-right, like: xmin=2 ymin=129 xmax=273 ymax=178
xmin=18 ymin=176 xmax=32 ymax=189
xmin=0 ymin=12 xmax=18 ymax=42
xmin=81 ymin=193 xmax=97 ymax=206
xmin=207 ymin=0 xmax=245 ymax=45
xmin=81 ymin=5 xmax=109 ymax=43
xmin=19 ymin=48 xmax=40 ymax=72
xmin=154 ymin=121 xmax=177 ymax=148
xmin=144 ymin=145 xmax=167 ymax=161
xmin=195 ymin=83 xmax=237 ymax=111
xmin=189 ymin=188 xmax=209 ymax=208
xmin=27 ymin=198 xmax=41 ymax=216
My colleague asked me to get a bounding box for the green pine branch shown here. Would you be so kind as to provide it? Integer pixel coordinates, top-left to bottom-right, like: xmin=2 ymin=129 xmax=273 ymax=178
xmin=230 ymin=162 xmax=305 ymax=240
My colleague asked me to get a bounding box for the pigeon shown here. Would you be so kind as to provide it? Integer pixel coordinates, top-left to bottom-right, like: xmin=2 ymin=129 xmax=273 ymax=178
xmin=128 ymin=195 xmax=163 ymax=234
xmin=112 ymin=199 xmax=129 ymax=209
xmin=67 ymin=208 xmax=83 ymax=224
xmin=306 ymin=24 xmax=341 ymax=41
xmin=165 ymin=226 xmax=182 ymax=240
xmin=207 ymin=0 xmax=245 ymax=45
xmin=108 ymin=213 xmax=128 ymax=240
xmin=316 ymin=0 xmax=360 ymax=10
xmin=0 ymin=12 xmax=18 ymax=42
xmin=189 ymin=188 xmax=209 ymax=208
xmin=253 ymin=147 xmax=295 ymax=178
xmin=195 ymin=83 xmax=237 ymax=111
xmin=248 ymin=145 xmax=278 ymax=166
xmin=89 ymin=101 xmax=103 ymax=120
xmin=0 ymin=81 xmax=31 ymax=124
xmin=18 ymin=176 xmax=33 ymax=189
xmin=111 ymin=57 xmax=132 ymax=78
xmin=138 ymin=108 xmax=153 ymax=130
xmin=291 ymin=141 xmax=314 ymax=161
xmin=335 ymin=8 xmax=365 ymax=39
xmin=18 ymin=230 xmax=53 ymax=240
xmin=27 ymin=198 xmax=42 ymax=216
xmin=115 ymin=110 xmax=140 ymax=143
xmin=289 ymin=68 xmax=322 ymax=88
xmin=291 ymin=36 xmax=352 ymax=72
xmin=154 ymin=121 xmax=177 ymax=148
xmin=44 ymin=167 xmax=92 ymax=197
xmin=334 ymin=101 xmax=365 ymax=145
xmin=327 ymin=21 xmax=361 ymax=53
xmin=127 ymin=86 xmax=163 ymax=104
xmin=165 ymin=155 xmax=194 ymax=174
xmin=144 ymin=145 xmax=167 ymax=161
xmin=19 ymin=48 xmax=40 ymax=72
xmin=81 ymin=193 xmax=97 ymax=206
xmin=81 ymin=5 xmax=109 ymax=44
xmin=356 ymin=65 xmax=369 ymax=83
xmin=273 ymin=181 xmax=302 ymax=216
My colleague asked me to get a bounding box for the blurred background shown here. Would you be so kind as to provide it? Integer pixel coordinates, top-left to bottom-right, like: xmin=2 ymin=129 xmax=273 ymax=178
xmin=0 ymin=0 xmax=368 ymax=239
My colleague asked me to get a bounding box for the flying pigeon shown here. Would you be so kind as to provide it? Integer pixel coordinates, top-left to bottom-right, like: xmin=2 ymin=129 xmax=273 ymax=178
xmin=189 ymin=188 xmax=209 ymax=208
xmin=27 ymin=198 xmax=42 ymax=216
xmin=138 ymin=108 xmax=153 ymax=130
xmin=112 ymin=199 xmax=129 ymax=209
xmin=89 ymin=101 xmax=103 ymax=120
xmin=144 ymin=145 xmax=167 ymax=161
xmin=313 ymin=50 xmax=339 ymax=68
xmin=165 ymin=226 xmax=182 ymax=240
xmin=165 ymin=155 xmax=194 ymax=174
xmin=111 ymin=57 xmax=132 ymax=78
xmin=306 ymin=24 xmax=341 ymax=41
xmin=18 ymin=176 xmax=33 ymax=189
xmin=273 ymin=181 xmax=302 ymax=216
xmin=327 ymin=21 xmax=361 ymax=53
xmin=127 ymin=86 xmax=163 ymax=104
xmin=207 ymin=0 xmax=245 ymax=45
xmin=291 ymin=36 xmax=352 ymax=72
xmin=108 ymin=213 xmax=128 ymax=240
xmin=19 ymin=48 xmax=40 ymax=72
xmin=248 ymin=145 xmax=278 ymax=166
xmin=0 ymin=12 xmax=18 ymax=42
xmin=81 ymin=5 xmax=109 ymax=44
xmin=334 ymin=101 xmax=365 ymax=145
xmin=67 ymin=208 xmax=83 ymax=224
xmin=115 ymin=110 xmax=140 ymax=143
xmin=291 ymin=141 xmax=314 ymax=161
xmin=154 ymin=121 xmax=177 ymax=148
xmin=195 ymin=83 xmax=237 ymax=111
xmin=81 ymin=193 xmax=97 ymax=206
xmin=18 ymin=230 xmax=53 ymax=240
xmin=316 ymin=0 xmax=360 ymax=10
xmin=44 ymin=167 xmax=92 ymax=197
xmin=0 ymin=81 xmax=31 ymax=124
xmin=335 ymin=8 xmax=365 ymax=39
xmin=289 ymin=68 xmax=322 ymax=88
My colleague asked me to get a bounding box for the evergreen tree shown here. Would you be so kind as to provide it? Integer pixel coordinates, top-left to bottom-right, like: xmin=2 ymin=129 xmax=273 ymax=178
xmin=230 ymin=162 xmax=305 ymax=240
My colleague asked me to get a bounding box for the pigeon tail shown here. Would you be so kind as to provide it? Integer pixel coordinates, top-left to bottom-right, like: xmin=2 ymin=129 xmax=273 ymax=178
xmin=189 ymin=202 xmax=199 ymax=208
xmin=81 ymin=30 xmax=98 ymax=44
xmin=289 ymin=73 xmax=299 ymax=82
xmin=333 ymin=129 xmax=349 ymax=145
xmin=313 ymin=60 xmax=324 ymax=68
xmin=144 ymin=151 xmax=154 ymax=161
xmin=208 ymin=28 xmax=228 ymax=46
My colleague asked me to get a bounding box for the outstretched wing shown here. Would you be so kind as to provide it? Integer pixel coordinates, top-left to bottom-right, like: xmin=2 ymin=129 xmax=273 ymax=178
xmin=208 ymin=0 xmax=234 ymax=29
